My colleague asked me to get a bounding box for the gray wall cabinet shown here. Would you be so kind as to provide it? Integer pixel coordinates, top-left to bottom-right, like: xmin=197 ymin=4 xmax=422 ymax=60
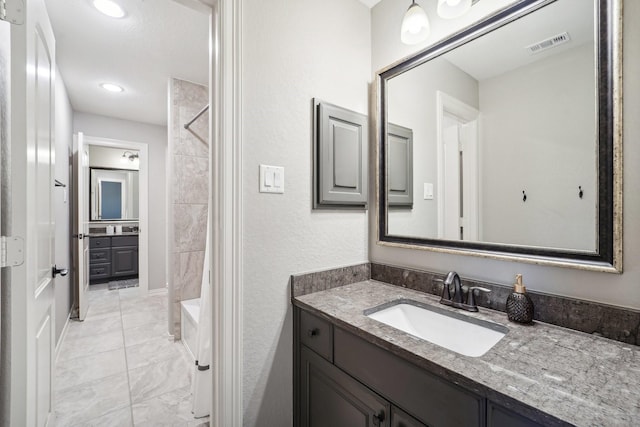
xmin=387 ymin=123 xmax=413 ymax=207
xmin=313 ymin=99 xmax=368 ymax=209
xmin=294 ymin=307 xmax=548 ymax=427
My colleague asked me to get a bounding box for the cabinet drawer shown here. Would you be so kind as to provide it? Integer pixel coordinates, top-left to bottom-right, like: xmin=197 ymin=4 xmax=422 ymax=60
xmin=334 ymin=328 xmax=484 ymax=427
xmin=392 ymin=406 xmax=427 ymax=427
xmin=90 ymin=248 xmax=110 ymax=264
xmin=89 ymin=263 xmax=111 ymax=280
xmin=111 ymin=235 xmax=138 ymax=247
xmin=90 ymin=237 xmax=110 ymax=249
xmin=300 ymin=310 xmax=333 ymax=362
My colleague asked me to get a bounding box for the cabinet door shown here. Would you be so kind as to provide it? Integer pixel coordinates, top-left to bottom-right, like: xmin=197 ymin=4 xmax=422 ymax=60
xmin=391 ymin=406 xmax=426 ymax=427
xmin=487 ymin=401 xmax=544 ymax=427
xmin=300 ymin=347 xmax=390 ymax=427
xmin=111 ymin=247 xmax=137 ymax=277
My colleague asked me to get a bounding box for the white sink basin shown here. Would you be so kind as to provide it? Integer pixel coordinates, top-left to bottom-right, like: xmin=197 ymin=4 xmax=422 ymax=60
xmin=366 ymin=301 xmax=507 ymax=357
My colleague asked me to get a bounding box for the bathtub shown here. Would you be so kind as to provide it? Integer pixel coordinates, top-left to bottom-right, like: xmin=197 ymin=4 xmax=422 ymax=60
xmin=181 ymin=298 xmax=200 ymax=360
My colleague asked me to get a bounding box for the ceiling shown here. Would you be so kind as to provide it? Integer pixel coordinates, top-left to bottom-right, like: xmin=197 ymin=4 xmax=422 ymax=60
xmin=359 ymin=0 xmax=382 ymax=7
xmin=445 ymin=0 xmax=593 ymax=81
xmin=45 ymin=0 xmax=209 ymax=126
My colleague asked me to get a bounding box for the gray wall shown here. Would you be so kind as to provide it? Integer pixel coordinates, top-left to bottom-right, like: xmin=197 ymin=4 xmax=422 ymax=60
xmin=73 ymin=112 xmax=167 ymax=290
xmin=54 ymin=68 xmax=73 ymax=345
xmin=371 ymin=0 xmax=640 ymax=310
xmin=480 ymin=43 xmax=596 ymax=250
xmin=242 ymin=0 xmax=371 ymax=425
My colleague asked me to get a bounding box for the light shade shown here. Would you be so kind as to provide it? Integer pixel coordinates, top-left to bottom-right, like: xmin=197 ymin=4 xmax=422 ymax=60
xmin=437 ymin=0 xmax=473 ymax=19
xmin=401 ymin=1 xmax=430 ymax=45
xmin=92 ymin=0 xmax=126 ymax=18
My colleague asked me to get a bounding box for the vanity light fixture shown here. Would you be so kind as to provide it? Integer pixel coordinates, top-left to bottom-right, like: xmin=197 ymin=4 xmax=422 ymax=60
xmin=100 ymin=82 xmax=124 ymax=93
xmin=121 ymin=151 xmax=139 ymax=163
xmin=401 ymin=0 xmax=430 ymax=45
xmin=401 ymin=0 xmax=481 ymax=45
xmin=92 ymin=0 xmax=126 ymax=18
xmin=437 ymin=0 xmax=474 ymax=20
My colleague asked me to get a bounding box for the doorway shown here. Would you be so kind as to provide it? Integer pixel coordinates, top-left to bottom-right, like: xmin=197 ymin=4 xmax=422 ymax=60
xmin=436 ymin=91 xmax=480 ymax=242
xmin=77 ymin=135 xmax=149 ymax=300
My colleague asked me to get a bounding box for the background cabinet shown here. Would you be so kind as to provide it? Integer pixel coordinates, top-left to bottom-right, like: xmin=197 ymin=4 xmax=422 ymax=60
xmin=90 ymin=235 xmax=138 ymax=282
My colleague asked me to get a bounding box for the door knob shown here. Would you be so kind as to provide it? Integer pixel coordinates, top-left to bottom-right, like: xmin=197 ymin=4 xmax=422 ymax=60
xmin=52 ymin=265 xmax=69 ymax=278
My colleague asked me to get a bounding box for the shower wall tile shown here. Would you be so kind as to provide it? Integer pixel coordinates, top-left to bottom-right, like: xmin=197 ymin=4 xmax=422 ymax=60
xmin=173 ymin=204 xmax=207 ymax=253
xmin=178 ymin=251 xmax=206 ymax=302
xmin=169 ymin=77 xmax=209 ymax=338
xmin=176 ymin=155 xmax=209 ymax=205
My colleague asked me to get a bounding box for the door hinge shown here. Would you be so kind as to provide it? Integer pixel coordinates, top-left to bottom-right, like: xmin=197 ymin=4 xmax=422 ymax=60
xmin=1 ymin=236 xmax=25 ymax=268
xmin=0 ymin=0 xmax=25 ymax=25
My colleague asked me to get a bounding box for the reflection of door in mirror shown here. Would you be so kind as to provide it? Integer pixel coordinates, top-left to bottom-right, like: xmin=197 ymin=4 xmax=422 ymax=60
xmin=99 ymin=180 xmax=124 ymax=220
xmin=438 ymin=92 xmax=479 ymax=242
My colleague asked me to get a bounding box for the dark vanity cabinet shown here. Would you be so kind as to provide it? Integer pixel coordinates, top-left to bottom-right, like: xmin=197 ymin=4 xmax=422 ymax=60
xmin=294 ymin=307 xmax=545 ymax=427
xmin=90 ymin=235 xmax=138 ymax=282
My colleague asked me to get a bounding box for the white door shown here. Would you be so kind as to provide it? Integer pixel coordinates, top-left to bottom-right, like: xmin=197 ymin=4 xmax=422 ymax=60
xmin=7 ymin=0 xmax=57 ymax=424
xmin=74 ymin=132 xmax=90 ymax=320
xmin=441 ymin=117 xmax=479 ymax=241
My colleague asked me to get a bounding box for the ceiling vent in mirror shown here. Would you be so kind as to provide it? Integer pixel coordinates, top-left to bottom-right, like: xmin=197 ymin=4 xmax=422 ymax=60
xmin=526 ymin=32 xmax=571 ymax=54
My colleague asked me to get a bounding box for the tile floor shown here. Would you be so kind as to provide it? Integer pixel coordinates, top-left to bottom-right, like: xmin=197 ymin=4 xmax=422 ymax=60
xmin=51 ymin=284 xmax=209 ymax=427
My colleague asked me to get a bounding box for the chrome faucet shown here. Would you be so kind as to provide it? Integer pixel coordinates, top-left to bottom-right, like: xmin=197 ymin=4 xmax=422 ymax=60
xmin=437 ymin=271 xmax=490 ymax=312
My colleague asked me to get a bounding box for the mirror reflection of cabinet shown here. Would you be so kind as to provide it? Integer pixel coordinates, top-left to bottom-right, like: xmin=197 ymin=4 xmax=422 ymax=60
xmin=387 ymin=123 xmax=413 ymax=207
xmin=90 ymin=168 xmax=139 ymax=221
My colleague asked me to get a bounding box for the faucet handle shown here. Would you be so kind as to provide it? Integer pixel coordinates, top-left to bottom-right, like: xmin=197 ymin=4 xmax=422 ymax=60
xmin=434 ymin=278 xmax=452 ymax=304
xmin=467 ymin=286 xmax=491 ymax=310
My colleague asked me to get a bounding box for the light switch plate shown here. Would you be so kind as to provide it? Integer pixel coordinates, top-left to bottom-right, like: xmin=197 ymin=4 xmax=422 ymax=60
xmin=424 ymin=183 xmax=434 ymax=200
xmin=259 ymin=164 xmax=284 ymax=194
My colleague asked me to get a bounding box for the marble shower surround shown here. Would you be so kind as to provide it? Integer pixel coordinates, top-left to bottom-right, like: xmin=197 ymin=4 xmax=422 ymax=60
xmin=291 ymin=262 xmax=640 ymax=346
xmin=169 ymin=78 xmax=209 ymax=338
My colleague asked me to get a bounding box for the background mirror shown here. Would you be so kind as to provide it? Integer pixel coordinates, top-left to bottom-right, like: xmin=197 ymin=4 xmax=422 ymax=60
xmin=386 ymin=0 xmax=597 ymax=252
xmin=90 ymin=168 xmax=139 ymax=221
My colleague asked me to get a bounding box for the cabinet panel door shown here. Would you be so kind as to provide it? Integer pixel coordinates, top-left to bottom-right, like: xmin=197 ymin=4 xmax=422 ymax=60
xmin=334 ymin=328 xmax=484 ymax=427
xmin=301 ymin=347 xmax=390 ymax=427
xmin=391 ymin=406 xmax=427 ymax=427
xmin=111 ymin=247 xmax=137 ymax=277
xmin=487 ymin=401 xmax=543 ymax=427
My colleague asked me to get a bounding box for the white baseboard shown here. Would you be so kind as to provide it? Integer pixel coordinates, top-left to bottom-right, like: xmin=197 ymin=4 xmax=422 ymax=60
xmin=148 ymin=287 xmax=168 ymax=296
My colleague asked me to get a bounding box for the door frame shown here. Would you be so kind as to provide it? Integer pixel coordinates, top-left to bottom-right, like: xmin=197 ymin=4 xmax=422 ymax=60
xmin=79 ymin=135 xmax=149 ymax=294
xmin=211 ymin=0 xmax=243 ymax=425
xmin=435 ymin=91 xmax=480 ymax=241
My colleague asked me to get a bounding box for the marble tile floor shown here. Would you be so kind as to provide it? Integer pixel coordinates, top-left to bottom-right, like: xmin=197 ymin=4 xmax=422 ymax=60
xmin=51 ymin=284 xmax=209 ymax=427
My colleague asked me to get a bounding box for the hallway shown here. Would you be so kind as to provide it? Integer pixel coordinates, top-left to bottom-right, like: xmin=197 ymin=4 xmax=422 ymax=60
xmin=51 ymin=285 xmax=208 ymax=426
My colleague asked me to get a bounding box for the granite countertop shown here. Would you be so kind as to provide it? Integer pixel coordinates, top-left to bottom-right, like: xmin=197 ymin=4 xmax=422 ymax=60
xmin=294 ymin=280 xmax=640 ymax=427
xmin=88 ymin=232 xmax=139 ymax=237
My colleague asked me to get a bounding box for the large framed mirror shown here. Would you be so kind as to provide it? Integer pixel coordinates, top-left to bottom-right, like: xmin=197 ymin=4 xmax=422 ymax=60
xmin=90 ymin=168 xmax=140 ymax=221
xmin=377 ymin=0 xmax=622 ymax=272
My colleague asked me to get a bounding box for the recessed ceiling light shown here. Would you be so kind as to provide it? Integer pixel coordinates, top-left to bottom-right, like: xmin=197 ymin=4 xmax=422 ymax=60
xmin=100 ymin=83 xmax=124 ymax=93
xmin=92 ymin=0 xmax=126 ymax=18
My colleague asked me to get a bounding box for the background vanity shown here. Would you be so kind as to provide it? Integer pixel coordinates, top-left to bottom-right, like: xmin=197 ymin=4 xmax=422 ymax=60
xmin=88 ymin=233 xmax=139 ymax=283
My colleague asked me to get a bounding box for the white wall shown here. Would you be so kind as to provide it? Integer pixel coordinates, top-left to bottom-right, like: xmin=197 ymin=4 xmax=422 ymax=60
xmin=480 ymin=43 xmax=596 ymax=250
xmin=387 ymin=57 xmax=478 ymax=238
xmin=242 ymin=0 xmax=371 ymax=425
xmin=73 ymin=112 xmax=167 ymax=290
xmin=53 ymin=68 xmax=73 ymax=345
xmin=371 ymin=0 xmax=640 ymax=310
